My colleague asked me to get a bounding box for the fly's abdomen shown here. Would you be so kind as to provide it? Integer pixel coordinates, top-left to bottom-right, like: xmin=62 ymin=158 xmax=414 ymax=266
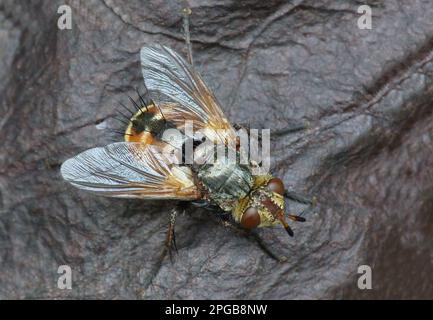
xmin=124 ymin=104 xmax=169 ymax=144
xmin=197 ymin=161 xmax=254 ymax=211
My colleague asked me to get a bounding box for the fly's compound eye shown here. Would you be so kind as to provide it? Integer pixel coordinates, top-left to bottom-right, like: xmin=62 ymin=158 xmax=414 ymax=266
xmin=241 ymin=207 xmax=261 ymax=229
xmin=267 ymin=178 xmax=285 ymax=195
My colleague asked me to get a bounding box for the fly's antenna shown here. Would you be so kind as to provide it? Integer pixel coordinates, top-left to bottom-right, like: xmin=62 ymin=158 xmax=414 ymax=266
xmin=182 ymin=7 xmax=194 ymax=67
xmin=276 ymin=210 xmax=294 ymax=237
xmin=279 ymin=212 xmax=306 ymax=238
xmin=287 ymin=214 xmax=306 ymax=223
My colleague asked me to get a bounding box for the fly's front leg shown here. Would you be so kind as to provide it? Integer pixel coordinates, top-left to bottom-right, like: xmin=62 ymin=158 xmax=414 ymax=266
xmin=284 ymin=190 xmax=317 ymax=207
xmin=284 ymin=190 xmax=317 ymax=219
xmin=233 ymin=121 xmax=310 ymax=143
xmin=248 ymin=229 xmax=288 ymax=263
xmin=234 ymin=120 xmax=309 ymax=138
xmin=211 ymin=214 xmax=287 ymax=262
xmin=271 ymin=120 xmax=310 ymax=139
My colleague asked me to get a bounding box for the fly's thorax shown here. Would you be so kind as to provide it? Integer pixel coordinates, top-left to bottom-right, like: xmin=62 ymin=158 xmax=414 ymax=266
xmin=197 ymin=160 xmax=254 ymax=211
xmin=232 ymin=174 xmax=285 ymax=228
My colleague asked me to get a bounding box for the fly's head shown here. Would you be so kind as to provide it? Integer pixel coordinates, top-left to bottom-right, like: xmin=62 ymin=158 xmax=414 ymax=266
xmin=233 ymin=175 xmax=300 ymax=236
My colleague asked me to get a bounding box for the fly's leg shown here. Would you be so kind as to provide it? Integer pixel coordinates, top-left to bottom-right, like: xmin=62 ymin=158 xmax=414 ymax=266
xmin=165 ymin=207 xmax=178 ymax=261
xmin=248 ymin=230 xmax=288 ymax=262
xmin=158 ymin=204 xmax=184 ymax=264
xmin=233 ymin=121 xmax=310 ymax=142
xmin=143 ymin=203 xmax=188 ymax=290
xmin=182 ymin=7 xmax=194 ymax=66
xmin=284 ymin=190 xmax=317 ymax=206
xmin=212 ymin=214 xmax=287 ymax=262
xmin=284 ymin=190 xmax=317 ymax=219
xmin=271 ymin=120 xmax=310 ymax=139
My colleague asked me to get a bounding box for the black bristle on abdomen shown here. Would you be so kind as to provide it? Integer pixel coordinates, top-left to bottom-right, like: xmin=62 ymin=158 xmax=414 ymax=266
xmin=106 ymin=86 xmax=177 ymax=142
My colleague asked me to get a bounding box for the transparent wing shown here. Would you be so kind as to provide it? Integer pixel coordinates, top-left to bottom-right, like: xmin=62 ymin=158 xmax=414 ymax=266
xmin=60 ymin=142 xmax=200 ymax=199
xmin=140 ymin=45 xmax=237 ymax=144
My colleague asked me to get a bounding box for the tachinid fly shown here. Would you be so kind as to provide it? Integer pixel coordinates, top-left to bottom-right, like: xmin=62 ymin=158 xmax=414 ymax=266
xmin=60 ymin=9 xmax=315 ymax=261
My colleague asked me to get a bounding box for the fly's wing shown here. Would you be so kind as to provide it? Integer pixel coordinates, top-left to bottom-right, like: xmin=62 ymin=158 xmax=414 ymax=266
xmin=140 ymin=45 xmax=237 ymax=145
xmin=60 ymin=142 xmax=200 ymax=200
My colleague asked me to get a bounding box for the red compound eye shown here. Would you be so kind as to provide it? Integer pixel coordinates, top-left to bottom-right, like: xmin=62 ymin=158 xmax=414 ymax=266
xmin=267 ymin=178 xmax=285 ymax=195
xmin=241 ymin=207 xmax=261 ymax=229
